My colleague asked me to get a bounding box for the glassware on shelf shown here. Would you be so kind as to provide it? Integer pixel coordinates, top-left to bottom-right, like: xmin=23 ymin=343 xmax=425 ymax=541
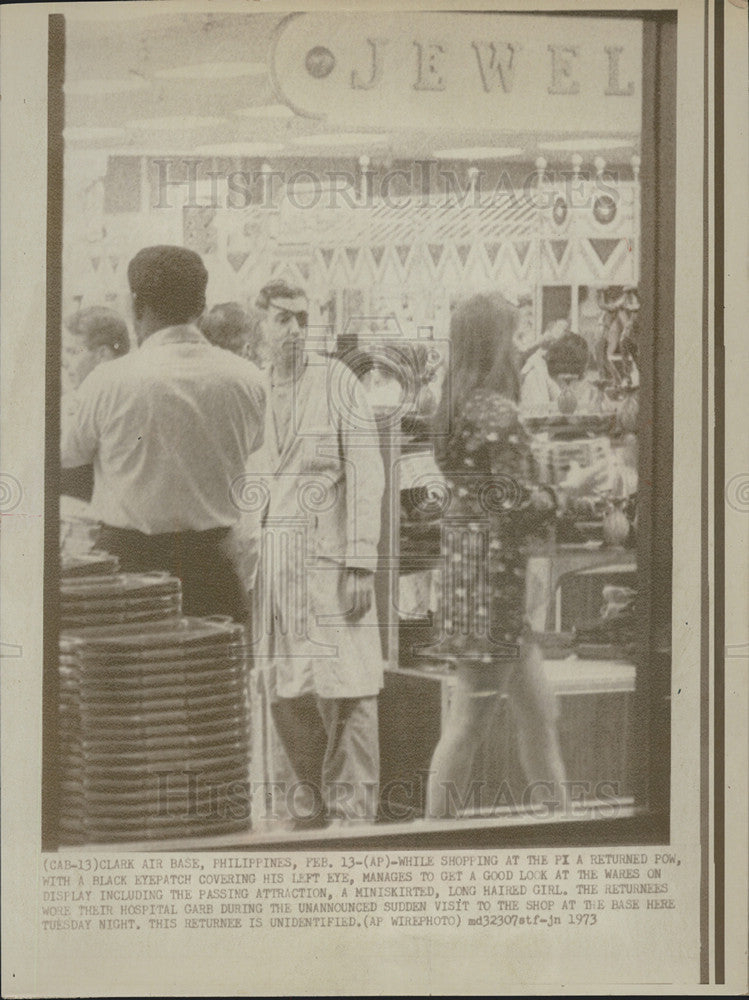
xmin=601 ymin=497 xmax=632 ymax=547
xmin=617 ymin=387 xmax=639 ymax=433
xmin=556 ymin=373 xmax=579 ymax=415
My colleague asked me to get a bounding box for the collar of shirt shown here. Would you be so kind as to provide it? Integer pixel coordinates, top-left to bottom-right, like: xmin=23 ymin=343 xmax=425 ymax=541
xmin=139 ymin=324 xmax=207 ymax=351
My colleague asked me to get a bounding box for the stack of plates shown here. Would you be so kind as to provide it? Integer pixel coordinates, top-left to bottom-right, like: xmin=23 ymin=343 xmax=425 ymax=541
xmin=58 ymin=618 xmax=252 ymax=844
xmin=61 ymin=572 xmax=182 ymax=631
xmin=61 ymin=550 xmax=120 ymax=579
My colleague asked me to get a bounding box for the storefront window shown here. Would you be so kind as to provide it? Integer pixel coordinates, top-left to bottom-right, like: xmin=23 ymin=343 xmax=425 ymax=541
xmin=49 ymin=10 xmax=674 ymax=849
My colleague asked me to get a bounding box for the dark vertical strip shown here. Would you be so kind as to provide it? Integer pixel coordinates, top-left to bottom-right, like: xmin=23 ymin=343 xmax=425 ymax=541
xmin=700 ymin=0 xmax=711 ymax=984
xmin=637 ymin=15 xmax=676 ymax=828
xmin=43 ymin=13 xmax=65 ymax=850
xmin=713 ymin=0 xmax=725 ymax=984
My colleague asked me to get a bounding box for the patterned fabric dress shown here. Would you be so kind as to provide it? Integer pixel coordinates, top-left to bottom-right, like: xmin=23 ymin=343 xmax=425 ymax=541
xmin=427 ymin=389 xmax=554 ymax=663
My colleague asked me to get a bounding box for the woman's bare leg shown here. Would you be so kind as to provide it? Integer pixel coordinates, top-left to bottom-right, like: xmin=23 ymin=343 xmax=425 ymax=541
xmin=507 ymin=640 xmax=567 ymax=811
xmin=426 ymin=663 xmax=506 ymax=819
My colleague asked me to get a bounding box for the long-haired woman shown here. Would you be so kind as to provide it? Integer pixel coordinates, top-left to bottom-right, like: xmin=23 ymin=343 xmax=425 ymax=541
xmin=425 ymin=292 xmax=566 ymax=819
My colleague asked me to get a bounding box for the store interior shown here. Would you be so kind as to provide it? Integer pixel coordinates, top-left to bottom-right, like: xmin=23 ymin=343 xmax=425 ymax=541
xmin=52 ymin=10 xmax=671 ymax=849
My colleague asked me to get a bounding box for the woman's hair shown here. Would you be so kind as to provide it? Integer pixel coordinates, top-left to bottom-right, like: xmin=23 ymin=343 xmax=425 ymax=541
xmin=433 ymin=292 xmax=519 ymax=453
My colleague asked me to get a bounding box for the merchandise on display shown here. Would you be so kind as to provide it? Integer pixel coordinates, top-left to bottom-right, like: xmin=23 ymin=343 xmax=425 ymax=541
xmin=57 ymin=562 xmax=252 ymax=846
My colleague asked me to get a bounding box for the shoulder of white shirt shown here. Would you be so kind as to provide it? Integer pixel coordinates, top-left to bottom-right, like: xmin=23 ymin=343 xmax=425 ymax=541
xmin=76 ymin=337 xmax=267 ymax=395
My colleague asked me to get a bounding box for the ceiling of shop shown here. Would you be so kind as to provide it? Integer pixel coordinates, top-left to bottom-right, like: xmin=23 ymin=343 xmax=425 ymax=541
xmin=63 ymin=10 xmax=641 ymax=168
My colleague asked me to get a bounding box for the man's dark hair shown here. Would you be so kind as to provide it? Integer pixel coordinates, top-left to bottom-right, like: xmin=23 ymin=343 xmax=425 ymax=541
xmin=128 ymin=245 xmax=208 ymax=326
xmin=546 ymin=332 xmax=591 ymax=379
xmin=255 ymin=279 xmax=306 ymax=311
xmin=65 ymin=306 xmax=130 ymax=356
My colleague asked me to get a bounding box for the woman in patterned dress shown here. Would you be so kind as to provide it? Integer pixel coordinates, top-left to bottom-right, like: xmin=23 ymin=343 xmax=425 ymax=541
xmin=425 ymin=293 xmax=567 ymax=819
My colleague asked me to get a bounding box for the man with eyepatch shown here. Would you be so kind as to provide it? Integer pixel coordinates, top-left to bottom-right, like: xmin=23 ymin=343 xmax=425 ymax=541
xmin=252 ymin=279 xmax=384 ymax=828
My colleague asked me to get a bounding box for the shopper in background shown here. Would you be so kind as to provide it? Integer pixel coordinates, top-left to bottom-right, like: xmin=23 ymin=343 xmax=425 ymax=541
xmin=62 ymin=306 xmax=130 ymax=395
xmin=60 ymin=306 xmax=131 ymax=535
xmin=253 ymin=278 xmax=384 ymax=828
xmin=426 ymin=292 xmax=567 ymax=819
xmin=518 ymin=317 xmax=569 ymax=409
xmin=520 ymin=330 xmax=598 ymax=411
xmin=512 ymin=291 xmax=538 ymax=355
xmin=200 ymin=300 xmax=268 ymax=368
xmin=61 ymin=245 xmax=266 ymax=622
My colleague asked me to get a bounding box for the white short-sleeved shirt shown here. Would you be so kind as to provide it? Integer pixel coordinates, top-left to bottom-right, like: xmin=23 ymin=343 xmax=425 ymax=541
xmin=61 ymin=325 xmax=266 ymax=535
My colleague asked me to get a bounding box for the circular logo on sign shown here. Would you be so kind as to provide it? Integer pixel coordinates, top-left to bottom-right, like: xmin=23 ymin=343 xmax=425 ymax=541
xmin=593 ymin=194 xmax=617 ymax=225
xmin=552 ymin=197 xmax=567 ymax=226
xmin=305 ymin=46 xmax=336 ymax=79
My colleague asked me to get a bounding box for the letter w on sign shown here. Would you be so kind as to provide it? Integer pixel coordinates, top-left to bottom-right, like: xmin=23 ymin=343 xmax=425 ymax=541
xmin=472 ymin=42 xmax=521 ymax=93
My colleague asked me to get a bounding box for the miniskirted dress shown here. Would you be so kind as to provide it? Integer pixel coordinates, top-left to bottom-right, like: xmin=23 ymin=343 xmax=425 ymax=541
xmin=421 ymin=388 xmax=556 ymax=665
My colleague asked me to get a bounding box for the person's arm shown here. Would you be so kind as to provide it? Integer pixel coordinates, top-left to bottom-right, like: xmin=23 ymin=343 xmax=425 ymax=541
xmin=339 ymin=376 xmax=384 ymax=567
xmin=227 ymin=375 xmax=272 ymax=590
xmin=338 ymin=375 xmax=385 ymax=621
xmin=256 ymin=380 xmax=267 ymax=453
xmin=559 ymin=459 xmax=610 ymax=498
xmin=60 ymin=373 xmax=103 ymax=469
xmin=517 ymin=340 xmax=545 ymax=371
xmin=246 ymin=371 xmax=267 ymax=455
xmin=519 ymin=351 xmax=554 ymax=409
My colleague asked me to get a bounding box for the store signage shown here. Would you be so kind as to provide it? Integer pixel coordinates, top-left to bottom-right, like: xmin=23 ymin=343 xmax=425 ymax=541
xmin=271 ymin=13 xmax=642 ymax=134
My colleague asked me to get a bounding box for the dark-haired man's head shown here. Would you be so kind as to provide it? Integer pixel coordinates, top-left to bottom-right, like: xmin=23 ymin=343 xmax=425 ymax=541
xmin=255 ymin=279 xmax=307 ymax=313
xmin=127 ymin=245 xmax=208 ymax=342
xmin=546 ymin=332 xmax=591 ymax=381
xmin=255 ymin=279 xmax=308 ymax=373
xmin=63 ymin=306 xmax=130 ymax=390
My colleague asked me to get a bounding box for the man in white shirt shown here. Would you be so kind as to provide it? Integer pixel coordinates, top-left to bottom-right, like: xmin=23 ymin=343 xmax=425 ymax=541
xmin=61 ymin=245 xmax=266 ymax=622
